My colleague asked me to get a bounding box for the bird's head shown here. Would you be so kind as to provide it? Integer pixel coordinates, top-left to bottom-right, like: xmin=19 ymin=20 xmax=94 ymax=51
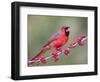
xmin=61 ymin=26 xmax=70 ymax=36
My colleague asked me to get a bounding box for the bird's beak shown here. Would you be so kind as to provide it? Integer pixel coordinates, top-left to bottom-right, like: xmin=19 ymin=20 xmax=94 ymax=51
xmin=66 ymin=27 xmax=70 ymax=32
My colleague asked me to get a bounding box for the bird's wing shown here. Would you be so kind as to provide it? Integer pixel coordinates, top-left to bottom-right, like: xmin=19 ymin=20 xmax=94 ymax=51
xmin=43 ymin=32 xmax=60 ymax=48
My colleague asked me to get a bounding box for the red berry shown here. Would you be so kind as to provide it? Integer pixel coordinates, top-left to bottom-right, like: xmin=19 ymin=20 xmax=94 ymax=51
xmin=77 ymin=39 xmax=85 ymax=46
xmin=64 ymin=49 xmax=70 ymax=55
xmin=34 ymin=57 xmax=39 ymax=64
xmin=40 ymin=55 xmax=47 ymax=64
xmin=77 ymin=36 xmax=85 ymax=46
xmin=52 ymin=52 xmax=59 ymax=62
xmin=54 ymin=57 xmax=59 ymax=62
xmin=40 ymin=59 xmax=47 ymax=64
xmin=51 ymin=52 xmax=58 ymax=58
xmin=56 ymin=47 xmax=62 ymax=52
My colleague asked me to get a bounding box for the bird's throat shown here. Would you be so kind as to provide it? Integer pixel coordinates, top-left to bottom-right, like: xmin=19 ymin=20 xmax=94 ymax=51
xmin=65 ymin=32 xmax=69 ymax=37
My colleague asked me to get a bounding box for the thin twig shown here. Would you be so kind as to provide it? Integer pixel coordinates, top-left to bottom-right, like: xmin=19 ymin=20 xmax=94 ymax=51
xmin=28 ymin=36 xmax=87 ymax=65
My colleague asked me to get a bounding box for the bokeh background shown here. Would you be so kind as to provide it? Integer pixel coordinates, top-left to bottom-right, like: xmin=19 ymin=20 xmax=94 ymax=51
xmin=28 ymin=15 xmax=88 ymax=67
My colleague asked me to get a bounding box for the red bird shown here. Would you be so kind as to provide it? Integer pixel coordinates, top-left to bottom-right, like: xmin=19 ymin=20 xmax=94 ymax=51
xmin=31 ymin=26 xmax=70 ymax=61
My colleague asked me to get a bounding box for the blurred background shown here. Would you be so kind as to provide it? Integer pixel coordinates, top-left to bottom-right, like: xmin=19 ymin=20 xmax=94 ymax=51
xmin=28 ymin=15 xmax=87 ymax=67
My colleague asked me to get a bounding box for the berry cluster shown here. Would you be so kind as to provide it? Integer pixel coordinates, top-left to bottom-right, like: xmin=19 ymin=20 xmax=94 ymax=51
xmin=28 ymin=35 xmax=87 ymax=65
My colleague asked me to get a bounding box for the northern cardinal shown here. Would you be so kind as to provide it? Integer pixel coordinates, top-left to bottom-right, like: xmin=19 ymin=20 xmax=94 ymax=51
xmin=31 ymin=26 xmax=70 ymax=61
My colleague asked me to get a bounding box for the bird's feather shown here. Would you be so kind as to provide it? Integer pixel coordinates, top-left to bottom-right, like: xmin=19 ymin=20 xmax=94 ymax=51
xmin=43 ymin=32 xmax=60 ymax=48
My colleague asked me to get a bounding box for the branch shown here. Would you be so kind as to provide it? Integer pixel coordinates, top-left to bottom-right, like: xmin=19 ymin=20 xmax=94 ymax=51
xmin=28 ymin=35 xmax=87 ymax=65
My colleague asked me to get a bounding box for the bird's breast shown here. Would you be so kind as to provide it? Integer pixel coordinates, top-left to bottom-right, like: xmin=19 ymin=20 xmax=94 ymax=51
xmin=53 ymin=36 xmax=68 ymax=48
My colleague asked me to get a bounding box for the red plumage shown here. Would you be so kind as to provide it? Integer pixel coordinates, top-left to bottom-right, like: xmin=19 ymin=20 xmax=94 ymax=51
xmin=31 ymin=26 xmax=70 ymax=61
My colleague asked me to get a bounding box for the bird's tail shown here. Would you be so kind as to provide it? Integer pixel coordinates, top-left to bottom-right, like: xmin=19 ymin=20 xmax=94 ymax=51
xmin=30 ymin=48 xmax=46 ymax=61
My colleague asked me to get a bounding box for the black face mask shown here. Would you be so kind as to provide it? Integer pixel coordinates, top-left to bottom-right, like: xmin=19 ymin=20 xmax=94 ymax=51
xmin=65 ymin=31 xmax=69 ymax=36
